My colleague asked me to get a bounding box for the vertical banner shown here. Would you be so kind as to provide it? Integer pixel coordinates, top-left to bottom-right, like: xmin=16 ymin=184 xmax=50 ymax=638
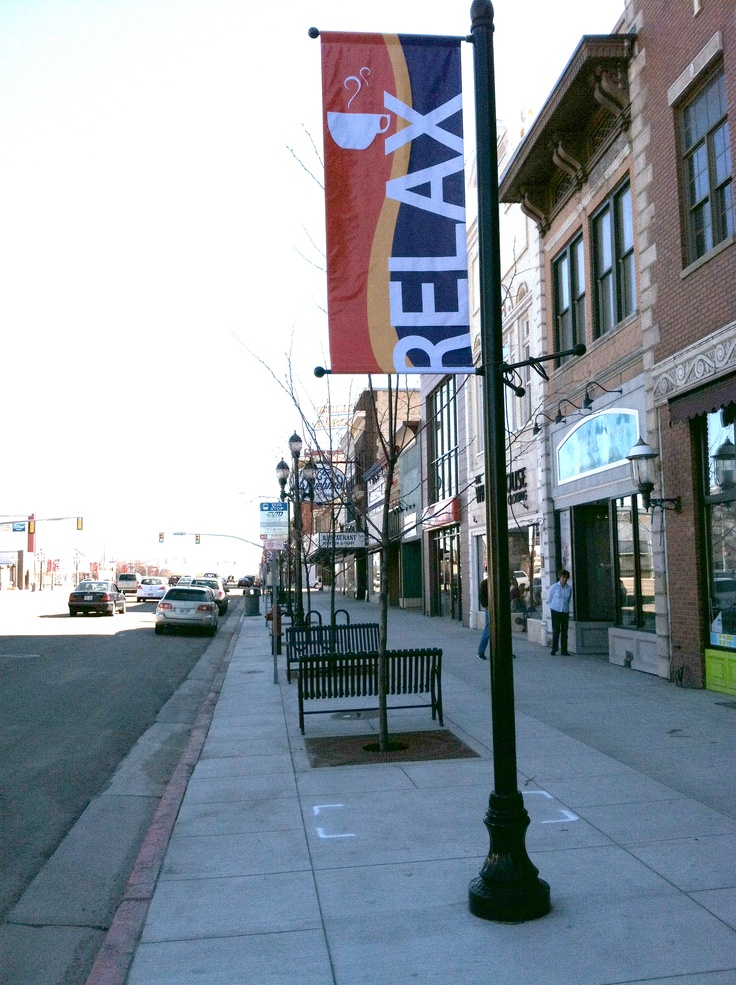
xmin=319 ymin=32 xmax=473 ymax=375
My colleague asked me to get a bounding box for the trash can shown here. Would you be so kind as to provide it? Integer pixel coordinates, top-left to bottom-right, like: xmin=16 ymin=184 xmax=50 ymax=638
xmin=243 ymin=587 xmax=260 ymax=617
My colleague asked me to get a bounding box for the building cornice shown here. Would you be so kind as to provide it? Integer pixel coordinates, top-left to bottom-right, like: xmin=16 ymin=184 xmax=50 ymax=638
xmin=499 ymin=34 xmax=635 ymax=232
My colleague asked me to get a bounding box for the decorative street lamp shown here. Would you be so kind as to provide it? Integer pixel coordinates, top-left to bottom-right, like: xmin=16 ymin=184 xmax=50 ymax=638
xmin=627 ymin=436 xmax=681 ymax=512
xmin=276 ymin=434 xmax=317 ymax=626
xmin=713 ymin=437 xmax=736 ymax=489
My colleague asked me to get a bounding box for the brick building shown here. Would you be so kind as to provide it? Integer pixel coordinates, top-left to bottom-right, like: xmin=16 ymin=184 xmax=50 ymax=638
xmin=632 ymin=0 xmax=736 ymax=692
xmin=494 ymin=0 xmax=735 ymax=692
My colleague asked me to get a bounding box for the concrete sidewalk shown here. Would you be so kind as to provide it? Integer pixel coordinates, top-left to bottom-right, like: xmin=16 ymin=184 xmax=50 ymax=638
xmin=123 ymin=593 xmax=736 ymax=985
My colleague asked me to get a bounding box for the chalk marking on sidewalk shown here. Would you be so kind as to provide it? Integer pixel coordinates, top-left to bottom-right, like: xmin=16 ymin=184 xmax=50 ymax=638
xmin=524 ymin=789 xmax=580 ymax=823
xmin=313 ymin=803 xmax=356 ymax=838
xmin=541 ymin=809 xmax=579 ymax=824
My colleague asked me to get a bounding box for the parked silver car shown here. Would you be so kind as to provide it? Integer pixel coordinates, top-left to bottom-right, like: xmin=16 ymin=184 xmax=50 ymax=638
xmin=191 ymin=576 xmax=229 ymax=615
xmin=117 ymin=572 xmax=141 ymax=595
xmin=155 ymin=586 xmax=219 ymax=635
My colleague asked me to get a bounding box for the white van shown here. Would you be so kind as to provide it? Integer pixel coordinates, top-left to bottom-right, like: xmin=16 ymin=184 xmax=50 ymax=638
xmin=117 ymin=572 xmax=141 ymax=595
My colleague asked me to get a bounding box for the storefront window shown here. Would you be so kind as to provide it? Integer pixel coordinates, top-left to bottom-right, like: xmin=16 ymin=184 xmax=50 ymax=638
xmin=371 ymin=552 xmax=381 ymax=598
xmin=615 ymin=496 xmax=654 ymax=632
xmin=706 ymin=407 xmax=736 ymax=648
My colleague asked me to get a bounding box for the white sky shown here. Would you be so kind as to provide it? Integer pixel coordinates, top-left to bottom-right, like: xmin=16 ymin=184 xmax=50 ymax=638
xmin=0 ymin=0 xmax=624 ymax=574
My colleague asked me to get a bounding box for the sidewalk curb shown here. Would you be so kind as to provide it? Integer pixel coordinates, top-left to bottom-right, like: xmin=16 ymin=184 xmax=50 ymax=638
xmin=83 ymin=608 xmax=244 ymax=985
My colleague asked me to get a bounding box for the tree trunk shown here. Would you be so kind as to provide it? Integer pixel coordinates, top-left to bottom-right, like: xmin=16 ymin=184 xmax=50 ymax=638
xmin=376 ymin=377 xmax=396 ymax=754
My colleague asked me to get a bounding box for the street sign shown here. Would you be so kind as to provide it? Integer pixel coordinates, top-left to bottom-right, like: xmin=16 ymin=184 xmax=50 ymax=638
xmin=259 ymin=501 xmax=289 ymax=538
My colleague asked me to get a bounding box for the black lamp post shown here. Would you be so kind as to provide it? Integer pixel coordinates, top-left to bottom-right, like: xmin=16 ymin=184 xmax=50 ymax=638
xmin=276 ymin=434 xmax=317 ymax=626
xmin=289 ymin=433 xmax=305 ymax=625
xmin=469 ymin=0 xmax=550 ymax=922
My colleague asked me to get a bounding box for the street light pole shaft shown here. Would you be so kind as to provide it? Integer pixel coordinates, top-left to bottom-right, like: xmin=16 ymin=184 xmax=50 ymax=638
xmin=292 ymin=453 xmax=304 ymax=625
xmin=468 ymin=0 xmax=550 ymax=922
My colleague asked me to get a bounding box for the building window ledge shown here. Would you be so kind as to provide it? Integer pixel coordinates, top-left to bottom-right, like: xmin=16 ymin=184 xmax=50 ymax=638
xmin=681 ymin=235 xmax=735 ymax=280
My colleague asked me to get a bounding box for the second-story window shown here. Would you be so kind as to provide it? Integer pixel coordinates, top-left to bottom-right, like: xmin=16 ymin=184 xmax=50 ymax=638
xmin=592 ymin=180 xmax=636 ymax=337
xmin=553 ymin=234 xmax=585 ymax=364
xmin=680 ymin=69 xmax=733 ymax=263
xmin=428 ymin=377 xmax=458 ymax=504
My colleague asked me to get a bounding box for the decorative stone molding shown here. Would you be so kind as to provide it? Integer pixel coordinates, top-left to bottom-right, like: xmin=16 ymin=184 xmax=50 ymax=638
xmin=652 ymin=319 xmax=736 ymax=405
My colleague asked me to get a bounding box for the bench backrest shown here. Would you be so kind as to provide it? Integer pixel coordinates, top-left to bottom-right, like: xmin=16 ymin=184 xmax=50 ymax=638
xmin=285 ymin=623 xmax=380 ymax=659
xmin=298 ymin=648 xmax=441 ymax=700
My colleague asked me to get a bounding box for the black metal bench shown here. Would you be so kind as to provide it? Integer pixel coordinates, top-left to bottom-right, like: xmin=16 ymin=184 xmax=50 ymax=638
xmin=285 ymin=623 xmax=380 ymax=683
xmin=296 ymin=648 xmax=443 ymax=734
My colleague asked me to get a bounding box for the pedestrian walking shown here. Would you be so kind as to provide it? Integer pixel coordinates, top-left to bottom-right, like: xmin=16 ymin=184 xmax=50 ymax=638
xmin=548 ymin=568 xmax=572 ymax=655
xmin=477 ymin=574 xmax=489 ymax=660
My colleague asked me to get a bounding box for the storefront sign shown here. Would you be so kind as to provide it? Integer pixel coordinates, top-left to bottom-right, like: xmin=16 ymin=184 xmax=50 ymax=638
xmin=403 ymin=511 xmax=418 ymax=533
xmin=507 ymin=467 xmax=527 ymax=506
xmin=423 ymin=496 xmax=459 ymax=529
xmin=557 ymin=409 xmax=638 ymax=484
xmin=317 ymin=532 xmax=366 ymax=550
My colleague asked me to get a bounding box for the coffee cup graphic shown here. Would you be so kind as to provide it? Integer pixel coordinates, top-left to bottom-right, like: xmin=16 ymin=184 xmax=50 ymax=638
xmin=327 ymin=112 xmax=390 ymax=150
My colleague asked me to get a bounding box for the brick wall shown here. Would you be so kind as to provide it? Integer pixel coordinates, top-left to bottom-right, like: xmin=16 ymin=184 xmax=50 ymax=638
xmin=638 ymin=0 xmax=736 ymax=363
xmin=634 ymin=0 xmax=736 ymax=686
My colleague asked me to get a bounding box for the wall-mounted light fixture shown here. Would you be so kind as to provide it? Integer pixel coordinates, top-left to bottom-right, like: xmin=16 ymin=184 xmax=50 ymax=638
xmin=627 ymin=436 xmax=681 ymax=512
xmin=554 ymin=398 xmax=580 ymax=424
xmin=582 ymin=380 xmax=623 ymax=410
xmin=713 ymin=436 xmax=736 ymax=490
xmin=532 ymin=412 xmax=555 ymax=435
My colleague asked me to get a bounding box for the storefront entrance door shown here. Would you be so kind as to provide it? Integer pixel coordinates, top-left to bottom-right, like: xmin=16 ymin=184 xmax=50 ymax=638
xmin=431 ymin=526 xmax=462 ymax=619
xmin=572 ymin=502 xmax=616 ymax=621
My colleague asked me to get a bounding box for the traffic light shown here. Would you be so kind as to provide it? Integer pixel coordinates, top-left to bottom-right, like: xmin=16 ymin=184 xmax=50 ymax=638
xmin=195 ymin=533 xmax=201 ymax=544
xmin=28 ymin=520 xmax=35 ymax=535
xmin=76 ymin=517 xmax=83 ymax=530
xmin=159 ymin=532 xmax=164 ymax=543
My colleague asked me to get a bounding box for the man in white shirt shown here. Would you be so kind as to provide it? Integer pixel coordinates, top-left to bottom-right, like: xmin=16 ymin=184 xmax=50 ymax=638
xmin=547 ymin=568 xmax=572 ymax=655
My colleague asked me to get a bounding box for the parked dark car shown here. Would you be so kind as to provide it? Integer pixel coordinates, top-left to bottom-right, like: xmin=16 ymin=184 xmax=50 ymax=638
xmin=69 ymin=580 xmax=126 ymax=617
xmin=238 ymin=575 xmax=254 ymax=588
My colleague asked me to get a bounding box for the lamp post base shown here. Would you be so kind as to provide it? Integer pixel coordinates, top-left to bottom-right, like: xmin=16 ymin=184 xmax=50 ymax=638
xmin=468 ymin=792 xmax=551 ymax=922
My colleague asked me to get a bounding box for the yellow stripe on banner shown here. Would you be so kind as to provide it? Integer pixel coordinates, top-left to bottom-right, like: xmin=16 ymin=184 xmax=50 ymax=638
xmin=367 ymin=35 xmax=411 ymax=373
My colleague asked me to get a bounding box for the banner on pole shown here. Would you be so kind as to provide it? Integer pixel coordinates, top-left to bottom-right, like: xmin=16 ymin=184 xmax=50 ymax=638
xmin=319 ymin=32 xmax=473 ymax=375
